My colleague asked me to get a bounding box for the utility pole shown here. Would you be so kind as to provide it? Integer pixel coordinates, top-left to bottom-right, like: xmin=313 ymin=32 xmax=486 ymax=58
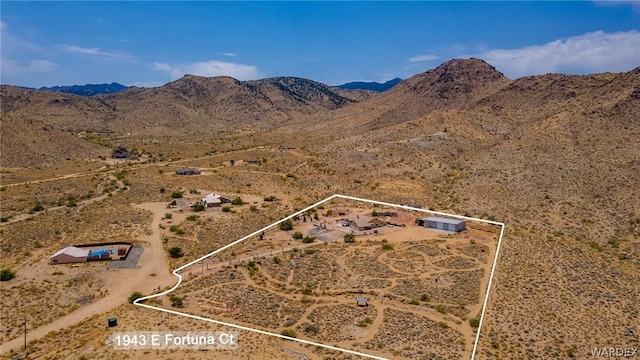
xmin=24 ymin=316 xmax=27 ymax=356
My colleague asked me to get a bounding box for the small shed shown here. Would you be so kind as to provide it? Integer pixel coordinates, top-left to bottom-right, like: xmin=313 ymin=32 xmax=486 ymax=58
xmin=418 ymin=216 xmax=466 ymax=232
xmin=356 ymin=297 xmax=369 ymax=307
xmin=108 ymin=317 xmax=117 ymax=327
xmin=50 ymin=246 xmax=89 ymax=264
xmin=175 ymin=168 xmax=201 ymax=175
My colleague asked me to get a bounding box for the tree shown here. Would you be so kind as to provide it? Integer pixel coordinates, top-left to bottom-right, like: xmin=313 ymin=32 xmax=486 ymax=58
xmin=0 ymin=268 xmax=16 ymax=281
xmin=168 ymin=246 xmax=184 ymax=258
xmin=344 ymin=233 xmax=356 ymax=243
xmin=231 ymin=197 xmax=243 ymax=205
xmin=279 ymin=219 xmax=294 ymax=231
xmin=292 ymin=231 xmax=303 ymax=240
xmin=128 ymin=291 xmax=145 ymax=304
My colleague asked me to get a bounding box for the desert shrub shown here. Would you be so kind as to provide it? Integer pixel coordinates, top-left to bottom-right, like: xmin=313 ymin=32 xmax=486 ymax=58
xmin=222 ymin=206 xmax=231 ymax=212
xmin=280 ymin=329 xmax=297 ymax=338
xmin=292 ymin=231 xmax=303 ymax=240
xmin=264 ymin=195 xmax=277 ymax=202
xmin=169 ymin=295 xmax=184 ymax=307
xmin=344 ymin=233 xmax=355 ymax=243
xmin=469 ymin=317 xmax=480 ymax=328
xmin=186 ymin=215 xmax=199 ymax=221
xmin=159 ymin=187 xmax=166 ymax=193
xmin=0 ymin=268 xmax=16 ymax=281
xmin=409 ymin=299 xmax=420 ymax=305
xmin=192 ymin=202 xmax=205 ymax=212
xmin=165 ymin=213 xmax=173 ymax=219
xmin=31 ymin=202 xmax=44 ymax=213
xmin=171 ymin=191 xmax=184 ymax=199
xmin=249 ymin=205 xmax=258 ymax=212
xmin=436 ymin=305 xmax=448 ymax=314
xmin=420 ymin=293 xmax=429 ymax=302
xmin=381 ymin=243 xmax=394 ymax=250
xmin=302 ymin=236 xmax=315 ymax=244
xmin=279 ymin=219 xmax=294 ymax=231
xmin=189 ymin=189 xmax=198 ymax=194
xmin=128 ymin=291 xmax=145 ymax=304
xmin=168 ymin=247 xmax=184 ymax=258
xmin=273 ymin=256 xmax=281 ymax=264
xmin=231 ymin=197 xmax=243 ymax=205
xmin=303 ymin=323 xmax=318 ymax=335
xmin=438 ymin=321 xmax=448 ymax=328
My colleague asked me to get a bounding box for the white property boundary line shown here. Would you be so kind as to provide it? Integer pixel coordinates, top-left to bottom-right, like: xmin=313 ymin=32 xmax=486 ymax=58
xmin=135 ymin=194 xmax=505 ymax=360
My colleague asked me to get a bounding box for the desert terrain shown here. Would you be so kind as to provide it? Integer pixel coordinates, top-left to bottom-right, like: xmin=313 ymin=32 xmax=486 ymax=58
xmin=1 ymin=58 xmax=639 ymax=359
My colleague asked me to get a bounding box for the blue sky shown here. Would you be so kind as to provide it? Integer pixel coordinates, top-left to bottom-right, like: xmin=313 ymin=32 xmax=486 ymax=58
xmin=1 ymin=1 xmax=639 ymax=88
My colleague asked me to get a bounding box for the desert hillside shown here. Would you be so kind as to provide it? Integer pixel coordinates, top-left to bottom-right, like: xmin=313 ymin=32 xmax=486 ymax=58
xmin=1 ymin=58 xmax=639 ymax=359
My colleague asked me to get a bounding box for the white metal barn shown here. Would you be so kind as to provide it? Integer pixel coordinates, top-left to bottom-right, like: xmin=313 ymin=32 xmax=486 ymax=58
xmin=418 ymin=216 xmax=466 ymax=232
xmin=50 ymin=246 xmax=89 ymax=264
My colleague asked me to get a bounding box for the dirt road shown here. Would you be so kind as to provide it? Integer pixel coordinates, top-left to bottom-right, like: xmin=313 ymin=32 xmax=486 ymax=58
xmin=0 ymin=202 xmax=176 ymax=354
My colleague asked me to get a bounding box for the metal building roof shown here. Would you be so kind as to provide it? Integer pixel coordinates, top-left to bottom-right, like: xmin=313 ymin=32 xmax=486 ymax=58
xmin=420 ymin=216 xmax=465 ymax=225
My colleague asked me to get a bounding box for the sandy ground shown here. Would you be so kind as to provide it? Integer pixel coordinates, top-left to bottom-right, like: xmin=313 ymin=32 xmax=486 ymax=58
xmin=0 ymin=202 xmax=176 ymax=354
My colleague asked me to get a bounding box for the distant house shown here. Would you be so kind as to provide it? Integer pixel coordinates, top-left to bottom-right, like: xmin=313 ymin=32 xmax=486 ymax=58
xmin=340 ymin=214 xmax=386 ymax=231
xmin=417 ymin=216 xmax=466 ymax=232
xmin=175 ymin=168 xmax=201 ymax=175
xmin=111 ymin=148 xmax=130 ymax=159
xmin=200 ymin=193 xmax=232 ymax=207
xmin=356 ymin=297 xmax=369 ymax=307
xmin=50 ymin=246 xmax=89 ymax=264
xmin=243 ymin=158 xmax=260 ymax=163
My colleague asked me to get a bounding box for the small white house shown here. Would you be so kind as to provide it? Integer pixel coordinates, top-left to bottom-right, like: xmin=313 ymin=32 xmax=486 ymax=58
xmin=50 ymin=246 xmax=89 ymax=264
xmin=200 ymin=193 xmax=232 ymax=207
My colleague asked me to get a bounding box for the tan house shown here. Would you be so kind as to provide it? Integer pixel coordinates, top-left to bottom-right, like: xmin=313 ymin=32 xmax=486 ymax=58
xmin=200 ymin=193 xmax=232 ymax=207
xmin=50 ymin=246 xmax=89 ymax=264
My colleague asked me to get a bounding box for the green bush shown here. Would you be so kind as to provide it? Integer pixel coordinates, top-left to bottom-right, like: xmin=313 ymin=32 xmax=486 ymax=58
xmin=279 ymin=219 xmax=294 ymax=231
xmin=280 ymin=329 xmax=297 ymax=338
xmin=128 ymin=291 xmax=145 ymax=304
xmin=168 ymin=247 xmax=183 ymax=258
xmin=171 ymin=191 xmax=184 ymax=199
xmin=381 ymin=242 xmax=394 ymax=250
xmin=186 ymin=215 xmax=199 ymax=221
xmin=264 ymin=195 xmax=277 ymax=202
xmin=192 ymin=202 xmax=205 ymax=212
xmin=231 ymin=197 xmax=243 ymax=205
xmin=420 ymin=293 xmax=429 ymax=302
xmin=249 ymin=205 xmax=258 ymax=212
xmin=273 ymin=256 xmax=281 ymax=264
xmin=436 ymin=305 xmax=448 ymax=314
xmin=302 ymin=236 xmax=315 ymax=244
xmin=344 ymin=233 xmax=355 ymax=243
xmin=469 ymin=317 xmax=480 ymax=328
xmin=222 ymin=206 xmax=231 ymax=212
xmin=165 ymin=213 xmax=173 ymax=219
xmin=292 ymin=231 xmax=303 ymax=240
xmin=0 ymin=268 xmax=16 ymax=281
xmin=169 ymin=295 xmax=184 ymax=307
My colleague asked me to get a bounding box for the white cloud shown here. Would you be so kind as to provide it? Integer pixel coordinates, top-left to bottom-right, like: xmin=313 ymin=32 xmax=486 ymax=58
xmin=408 ymin=54 xmax=440 ymax=63
xmin=476 ymin=30 xmax=640 ymax=78
xmin=61 ymin=44 xmax=135 ymax=62
xmin=153 ymin=60 xmax=259 ymax=80
xmin=1 ymin=58 xmax=57 ymax=74
xmin=0 ymin=20 xmax=7 ymax=30
xmin=222 ymin=52 xmax=237 ymax=57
